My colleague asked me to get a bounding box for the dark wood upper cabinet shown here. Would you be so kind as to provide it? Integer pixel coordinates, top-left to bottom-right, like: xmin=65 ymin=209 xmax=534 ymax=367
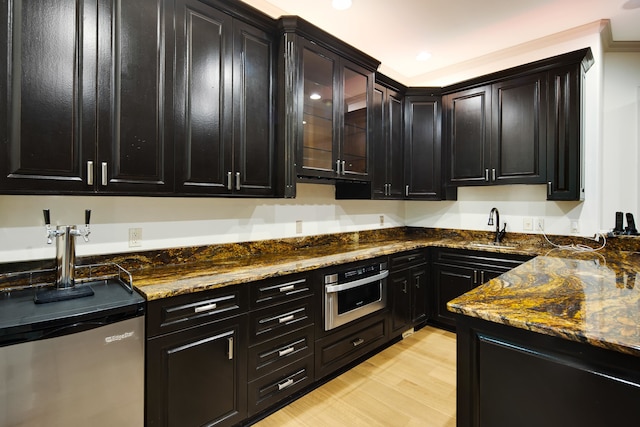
xmin=277 ymin=16 xmax=379 ymax=195
xmin=97 ymin=0 xmax=174 ymax=194
xmin=0 ymin=0 xmax=97 ymax=193
xmin=372 ymin=78 xmax=405 ymax=200
xmin=547 ymin=59 xmax=591 ymax=201
xmin=173 ymin=0 xmax=275 ymax=196
xmin=445 ymin=73 xmax=546 ymax=187
xmin=404 ymin=93 xmax=445 ymax=200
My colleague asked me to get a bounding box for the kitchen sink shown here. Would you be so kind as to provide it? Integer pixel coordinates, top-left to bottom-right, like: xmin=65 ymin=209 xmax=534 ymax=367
xmin=469 ymin=241 xmax=519 ymax=250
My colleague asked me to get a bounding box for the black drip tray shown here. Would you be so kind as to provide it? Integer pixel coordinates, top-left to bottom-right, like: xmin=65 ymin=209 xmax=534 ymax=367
xmin=34 ymin=286 xmax=95 ymax=304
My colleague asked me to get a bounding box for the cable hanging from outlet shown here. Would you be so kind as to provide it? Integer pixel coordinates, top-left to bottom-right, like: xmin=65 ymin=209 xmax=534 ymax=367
xmin=539 ymin=225 xmax=607 ymax=252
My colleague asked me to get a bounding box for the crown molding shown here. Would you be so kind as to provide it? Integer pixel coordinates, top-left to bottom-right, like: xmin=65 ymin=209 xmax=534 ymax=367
xmin=601 ymin=19 xmax=640 ymax=52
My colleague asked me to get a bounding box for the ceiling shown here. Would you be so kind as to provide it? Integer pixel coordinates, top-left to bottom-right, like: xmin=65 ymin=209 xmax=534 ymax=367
xmin=240 ymin=0 xmax=640 ymax=86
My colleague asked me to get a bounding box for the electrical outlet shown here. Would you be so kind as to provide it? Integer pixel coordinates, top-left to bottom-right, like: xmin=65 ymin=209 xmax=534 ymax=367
xmin=571 ymin=220 xmax=580 ymax=234
xmin=295 ymin=220 xmax=302 ymax=234
xmin=536 ymin=218 xmax=544 ymax=232
xmin=128 ymin=228 xmax=142 ymax=247
xmin=379 ymin=215 xmax=385 ymax=226
xmin=523 ymin=217 xmax=533 ymax=231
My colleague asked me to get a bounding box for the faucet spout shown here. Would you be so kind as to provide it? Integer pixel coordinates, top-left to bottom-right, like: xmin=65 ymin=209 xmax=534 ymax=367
xmin=488 ymin=207 xmax=505 ymax=243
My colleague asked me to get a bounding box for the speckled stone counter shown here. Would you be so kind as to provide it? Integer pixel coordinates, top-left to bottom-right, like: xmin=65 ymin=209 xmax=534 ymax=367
xmin=448 ymin=248 xmax=640 ymax=357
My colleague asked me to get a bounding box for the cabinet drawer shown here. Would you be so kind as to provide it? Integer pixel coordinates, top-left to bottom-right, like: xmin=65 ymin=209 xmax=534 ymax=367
xmin=147 ymin=285 xmax=247 ymax=338
xmin=433 ymin=248 xmax=531 ymax=271
xmin=315 ymin=314 xmax=387 ymax=379
xmin=250 ymin=274 xmax=311 ymax=309
xmin=247 ymin=355 xmax=314 ymax=417
xmin=249 ymin=296 xmax=313 ymax=345
xmin=248 ymin=325 xmax=314 ymax=382
xmin=390 ymin=249 xmax=427 ymax=269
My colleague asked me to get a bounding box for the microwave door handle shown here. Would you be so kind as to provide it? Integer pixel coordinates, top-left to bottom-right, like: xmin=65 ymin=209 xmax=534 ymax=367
xmin=324 ymin=270 xmax=389 ymax=293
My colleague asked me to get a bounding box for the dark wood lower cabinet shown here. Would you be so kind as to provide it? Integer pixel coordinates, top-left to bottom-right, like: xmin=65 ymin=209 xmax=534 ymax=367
xmin=456 ymin=316 xmax=640 ymax=427
xmin=146 ymin=314 xmax=248 ymax=427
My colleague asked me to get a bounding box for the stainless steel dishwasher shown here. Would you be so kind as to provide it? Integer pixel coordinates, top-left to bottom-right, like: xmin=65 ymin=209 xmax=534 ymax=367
xmin=0 ymin=278 xmax=145 ymax=426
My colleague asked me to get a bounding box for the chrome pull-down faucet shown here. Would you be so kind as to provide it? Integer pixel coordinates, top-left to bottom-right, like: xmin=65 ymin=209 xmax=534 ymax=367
xmin=488 ymin=207 xmax=507 ymax=243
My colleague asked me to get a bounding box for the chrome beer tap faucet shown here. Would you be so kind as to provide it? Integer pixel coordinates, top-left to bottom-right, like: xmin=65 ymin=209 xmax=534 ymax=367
xmin=43 ymin=209 xmax=91 ymax=289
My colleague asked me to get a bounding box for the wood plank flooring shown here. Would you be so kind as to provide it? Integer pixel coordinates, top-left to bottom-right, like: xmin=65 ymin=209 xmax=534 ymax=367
xmin=253 ymin=326 xmax=457 ymax=427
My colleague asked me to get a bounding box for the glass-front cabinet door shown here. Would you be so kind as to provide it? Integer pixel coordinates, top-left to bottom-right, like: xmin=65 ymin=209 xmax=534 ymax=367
xmin=297 ymin=39 xmax=372 ymax=181
xmin=341 ymin=65 xmax=369 ymax=178
xmin=302 ymin=46 xmax=336 ymax=176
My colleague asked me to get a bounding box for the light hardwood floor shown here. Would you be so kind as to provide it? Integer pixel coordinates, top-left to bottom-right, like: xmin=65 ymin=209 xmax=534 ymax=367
xmin=254 ymin=326 xmax=457 ymax=427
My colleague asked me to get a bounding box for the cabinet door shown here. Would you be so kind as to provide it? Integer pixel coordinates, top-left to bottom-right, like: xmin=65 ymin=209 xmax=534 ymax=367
xmin=232 ymin=19 xmax=275 ymax=196
xmin=404 ymin=96 xmax=442 ymax=199
xmin=432 ymin=263 xmax=474 ymax=330
xmin=547 ymin=64 xmax=583 ymax=201
xmin=389 ymin=269 xmax=412 ymax=337
xmin=299 ymin=41 xmax=337 ymax=179
xmin=411 ymin=266 xmax=428 ymax=324
xmin=174 ymin=0 xmax=233 ymax=195
xmin=340 ymin=61 xmax=371 ymax=180
xmin=372 ymin=84 xmax=403 ymax=199
xmin=491 ymin=73 xmax=547 ymax=184
xmin=97 ymin=0 xmax=174 ymax=194
xmin=445 ymin=86 xmax=491 ymax=186
xmin=146 ymin=315 xmax=247 ymax=427
xmin=0 ymin=0 xmax=97 ymax=193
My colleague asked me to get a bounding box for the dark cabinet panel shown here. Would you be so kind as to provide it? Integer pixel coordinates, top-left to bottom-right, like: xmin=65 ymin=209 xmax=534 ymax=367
xmin=97 ymin=0 xmax=174 ymax=193
xmin=389 ymin=269 xmax=412 ymax=336
xmin=491 ymin=74 xmax=546 ymax=184
xmin=389 ymin=250 xmax=429 ymax=339
xmin=546 ymin=64 xmax=585 ymax=201
xmin=146 ymin=314 xmax=248 ymax=427
xmin=445 ymin=86 xmax=491 ymax=185
xmin=404 ymin=95 xmax=443 ymax=199
xmin=0 ymin=0 xmax=97 ymax=193
xmin=174 ymin=0 xmax=274 ymax=196
xmin=372 ymin=82 xmax=404 ymax=199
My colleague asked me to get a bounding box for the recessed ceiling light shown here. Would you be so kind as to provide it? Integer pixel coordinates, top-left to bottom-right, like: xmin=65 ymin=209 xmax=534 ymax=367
xmin=310 ymin=93 xmax=322 ymax=100
xmin=416 ymin=51 xmax=432 ymax=61
xmin=332 ymin=0 xmax=352 ymax=10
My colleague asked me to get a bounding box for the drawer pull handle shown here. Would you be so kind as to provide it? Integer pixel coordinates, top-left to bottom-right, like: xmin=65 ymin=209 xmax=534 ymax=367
xmin=278 ymin=378 xmax=294 ymax=391
xmin=278 ymin=314 xmax=295 ymax=324
xmin=278 ymin=347 xmax=295 ymax=357
xmin=279 ymin=285 xmax=295 ymax=293
xmin=194 ymin=303 xmax=217 ymax=313
xmin=352 ymin=338 xmax=365 ymax=347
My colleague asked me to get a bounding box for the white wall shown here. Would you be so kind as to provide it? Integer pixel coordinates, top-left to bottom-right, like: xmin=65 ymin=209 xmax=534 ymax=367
xmin=0 ymin=184 xmax=404 ymax=263
xmin=601 ymin=52 xmax=640 ymax=227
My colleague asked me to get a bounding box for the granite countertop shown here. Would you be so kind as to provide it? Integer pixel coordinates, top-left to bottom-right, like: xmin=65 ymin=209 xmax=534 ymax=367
xmin=447 ymin=248 xmax=640 ymax=357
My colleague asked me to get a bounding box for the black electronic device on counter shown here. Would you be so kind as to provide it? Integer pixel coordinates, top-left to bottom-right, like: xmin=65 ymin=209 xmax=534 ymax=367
xmin=614 ymin=211 xmax=624 ymax=234
xmin=625 ymin=213 xmax=639 ymax=235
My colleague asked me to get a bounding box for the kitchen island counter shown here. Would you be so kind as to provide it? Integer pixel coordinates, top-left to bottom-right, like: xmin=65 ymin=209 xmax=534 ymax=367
xmin=447 ymin=248 xmax=640 ymax=427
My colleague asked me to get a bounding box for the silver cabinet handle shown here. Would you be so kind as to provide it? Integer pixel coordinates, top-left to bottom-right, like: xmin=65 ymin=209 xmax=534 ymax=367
xmin=194 ymin=303 xmax=217 ymax=313
xmin=101 ymin=162 xmax=108 ymax=186
xmin=278 ymin=378 xmax=294 ymax=391
xmin=402 ymin=280 xmax=408 ymax=294
xmin=481 ymin=271 xmax=485 ymax=284
xmin=235 ymin=172 xmax=240 ymax=191
xmin=485 ymin=169 xmax=489 ymax=182
xmin=405 ymin=185 xmax=409 ymax=197
xmin=278 ymin=347 xmax=295 ymax=357
xmin=227 ymin=172 xmax=232 ymax=190
xmin=227 ymin=337 xmax=233 ymax=360
xmin=352 ymin=338 xmax=365 ymax=347
xmin=415 ymin=276 xmax=420 ymax=289
xmin=492 ymin=168 xmax=496 ymax=181
xmin=473 ymin=270 xmax=478 ymax=284
xmin=278 ymin=314 xmax=295 ymax=324
xmin=547 ymin=181 xmax=552 ymax=196
xmin=87 ymin=161 xmax=94 ymax=185
xmin=279 ymin=284 xmax=295 ymax=293
xmin=341 ymin=160 xmax=346 ymax=175
xmin=336 ymin=159 xmax=341 ymax=175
